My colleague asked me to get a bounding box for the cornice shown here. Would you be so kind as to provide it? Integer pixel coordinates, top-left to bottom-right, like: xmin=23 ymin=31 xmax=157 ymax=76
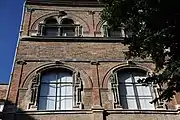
xmin=20 ymin=36 xmax=125 ymax=43
xmin=26 ymin=0 xmax=104 ymax=7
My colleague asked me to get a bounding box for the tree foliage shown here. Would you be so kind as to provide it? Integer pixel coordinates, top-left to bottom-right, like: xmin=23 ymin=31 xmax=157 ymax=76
xmin=101 ymin=0 xmax=180 ymax=102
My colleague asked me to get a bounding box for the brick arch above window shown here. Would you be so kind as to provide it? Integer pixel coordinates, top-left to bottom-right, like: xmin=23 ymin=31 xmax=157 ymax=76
xmin=96 ymin=21 xmax=128 ymax=38
xmin=30 ymin=12 xmax=58 ymax=30
xmin=102 ymin=62 xmax=168 ymax=110
xmin=42 ymin=17 xmax=59 ymax=36
xmin=102 ymin=62 xmax=153 ymax=88
xmin=111 ymin=68 xmax=155 ymax=109
xmin=20 ymin=63 xmax=85 ymax=110
xmin=21 ymin=63 xmax=93 ymax=89
xmin=30 ymin=12 xmax=90 ymax=36
xmin=35 ymin=68 xmax=82 ymax=110
xmin=95 ymin=20 xmax=105 ymax=33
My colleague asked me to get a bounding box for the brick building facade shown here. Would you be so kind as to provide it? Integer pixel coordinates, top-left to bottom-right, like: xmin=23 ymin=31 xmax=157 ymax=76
xmin=2 ymin=0 xmax=180 ymax=120
xmin=0 ymin=83 xmax=8 ymax=120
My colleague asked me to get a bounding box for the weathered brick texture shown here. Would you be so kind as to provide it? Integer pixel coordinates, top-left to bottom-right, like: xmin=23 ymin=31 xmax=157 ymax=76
xmin=0 ymin=84 xmax=8 ymax=100
xmin=3 ymin=1 xmax=180 ymax=120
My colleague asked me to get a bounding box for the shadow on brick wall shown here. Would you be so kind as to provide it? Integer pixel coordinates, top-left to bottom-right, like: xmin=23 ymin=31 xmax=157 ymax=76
xmin=1 ymin=99 xmax=36 ymax=120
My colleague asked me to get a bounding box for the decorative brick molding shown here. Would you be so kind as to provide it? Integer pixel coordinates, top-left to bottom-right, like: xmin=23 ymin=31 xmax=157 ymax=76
xmin=109 ymin=74 xmax=122 ymax=109
xmin=28 ymin=67 xmax=83 ymax=110
xmin=109 ymin=65 xmax=168 ymax=110
xmin=73 ymin=72 xmax=83 ymax=109
xmin=28 ymin=73 xmax=40 ymax=110
xmin=30 ymin=10 xmax=90 ymax=36
xmin=102 ymin=62 xmax=154 ymax=88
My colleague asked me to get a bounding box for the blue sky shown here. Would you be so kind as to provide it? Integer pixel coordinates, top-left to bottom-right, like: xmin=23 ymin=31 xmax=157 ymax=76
xmin=0 ymin=0 xmax=25 ymax=83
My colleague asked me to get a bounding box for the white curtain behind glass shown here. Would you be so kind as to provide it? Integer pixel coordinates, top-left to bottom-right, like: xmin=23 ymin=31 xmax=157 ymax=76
xmin=38 ymin=71 xmax=73 ymax=110
xmin=118 ymin=70 xmax=154 ymax=110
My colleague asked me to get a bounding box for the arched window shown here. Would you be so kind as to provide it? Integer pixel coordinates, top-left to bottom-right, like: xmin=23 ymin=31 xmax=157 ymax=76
xmin=37 ymin=68 xmax=82 ymax=110
xmin=61 ymin=18 xmax=75 ymax=36
xmin=111 ymin=68 xmax=155 ymax=110
xmin=43 ymin=18 xmax=58 ymax=36
xmin=103 ymin=25 xmax=125 ymax=38
xmin=38 ymin=17 xmax=83 ymax=37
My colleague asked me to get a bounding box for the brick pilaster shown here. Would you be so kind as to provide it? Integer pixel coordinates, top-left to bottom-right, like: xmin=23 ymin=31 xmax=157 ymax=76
xmin=91 ymin=61 xmax=102 ymax=108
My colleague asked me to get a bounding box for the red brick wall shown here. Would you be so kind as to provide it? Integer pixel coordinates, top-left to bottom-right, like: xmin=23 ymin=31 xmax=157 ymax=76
xmin=3 ymin=2 xmax=180 ymax=120
xmin=0 ymin=84 xmax=8 ymax=100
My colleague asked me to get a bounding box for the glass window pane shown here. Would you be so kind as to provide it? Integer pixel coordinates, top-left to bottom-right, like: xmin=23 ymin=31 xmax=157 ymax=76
xmin=139 ymin=98 xmax=154 ymax=110
xmin=41 ymin=73 xmax=57 ymax=83
xmin=46 ymin=97 xmax=56 ymax=110
xmin=39 ymin=97 xmax=46 ymax=110
xmin=120 ymin=96 xmax=128 ymax=109
xmin=39 ymin=97 xmax=55 ymax=110
xmin=136 ymin=85 xmax=151 ymax=96
xmin=133 ymin=75 xmax=146 ymax=83
xmin=119 ymin=84 xmax=134 ymax=96
xmin=117 ymin=69 xmax=154 ymax=110
xmin=65 ymin=98 xmax=73 ymax=110
xmin=127 ymin=98 xmax=138 ymax=109
xmin=58 ymin=73 xmax=72 ymax=82
xmin=59 ymin=97 xmax=73 ymax=110
xmin=60 ymin=85 xmax=73 ymax=96
xmin=120 ymin=97 xmax=138 ymax=109
xmin=118 ymin=73 xmax=132 ymax=83
xmin=62 ymin=30 xmax=75 ymax=36
xmin=60 ymin=86 xmax=66 ymax=96
xmin=39 ymin=70 xmax=74 ymax=110
xmin=109 ymin=29 xmax=121 ymax=37
xmin=40 ymin=84 xmax=56 ymax=96
xmin=66 ymin=76 xmax=73 ymax=82
xmin=44 ymin=27 xmax=58 ymax=36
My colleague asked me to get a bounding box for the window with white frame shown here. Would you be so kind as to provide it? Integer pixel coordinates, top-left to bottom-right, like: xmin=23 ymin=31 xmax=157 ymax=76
xmin=37 ymin=69 xmax=82 ymax=110
xmin=111 ymin=68 xmax=155 ymax=110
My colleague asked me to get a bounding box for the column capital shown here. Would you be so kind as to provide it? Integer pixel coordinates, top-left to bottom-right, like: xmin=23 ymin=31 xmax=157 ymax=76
xmin=90 ymin=61 xmax=100 ymax=65
xmin=16 ymin=60 xmax=27 ymax=65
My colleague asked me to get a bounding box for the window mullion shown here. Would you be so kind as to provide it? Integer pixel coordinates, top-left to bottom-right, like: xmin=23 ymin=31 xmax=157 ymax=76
xmin=59 ymin=73 xmax=62 ymax=110
xmin=55 ymin=73 xmax=58 ymax=110
xmin=38 ymin=70 xmax=76 ymax=110
xmin=58 ymin=26 xmax=61 ymax=36
xmin=131 ymin=73 xmax=141 ymax=109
